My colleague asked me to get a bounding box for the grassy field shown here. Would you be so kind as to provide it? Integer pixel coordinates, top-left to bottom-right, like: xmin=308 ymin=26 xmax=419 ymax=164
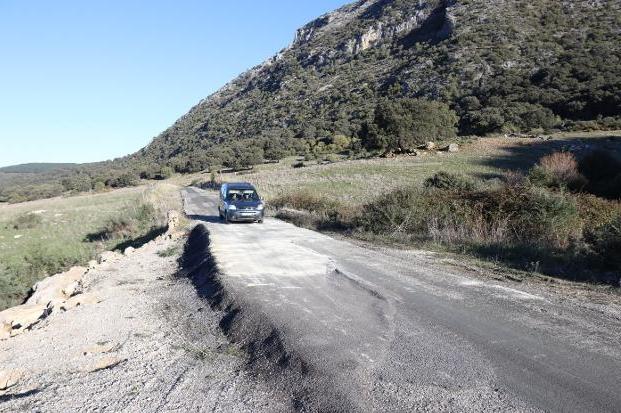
xmin=185 ymin=131 xmax=621 ymax=286
xmin=0 ymin=183 xmax=181 ymax=310
xmin=184 ymin=131 xmax=621 ymax=205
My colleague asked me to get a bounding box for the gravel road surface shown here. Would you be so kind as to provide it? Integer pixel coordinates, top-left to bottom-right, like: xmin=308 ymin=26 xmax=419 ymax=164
xmin=0 ymin=233 xmax=290 ymax=412
xmin=183 ymin=187 xmax=621 ymax=413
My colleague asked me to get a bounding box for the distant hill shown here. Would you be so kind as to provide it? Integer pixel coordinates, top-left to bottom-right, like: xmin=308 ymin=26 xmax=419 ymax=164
xmin=0 ymin=163 xmax=78 ymax=174
xmin=133 ymin=0 xmax=621 ymax=170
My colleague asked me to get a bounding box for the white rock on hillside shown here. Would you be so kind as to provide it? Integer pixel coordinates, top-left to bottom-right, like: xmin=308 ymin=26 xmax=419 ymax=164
xmin=27 ymin=266 xmax=86 ymax=309
xmin=0 ymin=369 xmax=25 ymax=390
xmin=0 ymin=304 xmax=51 ymax=340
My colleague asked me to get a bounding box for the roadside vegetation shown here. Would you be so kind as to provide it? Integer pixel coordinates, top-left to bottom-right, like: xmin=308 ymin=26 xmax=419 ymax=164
xmin=0 ymin=183 xmax=181 ymax=310
xmin=196 ymin=132 xmax=621 ymax=286
xmin=1 ymin=0 xmax=620 ymax=205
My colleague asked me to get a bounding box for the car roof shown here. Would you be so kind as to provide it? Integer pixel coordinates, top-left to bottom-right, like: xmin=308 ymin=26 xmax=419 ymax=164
xmin=224 ymin=182 xmax=255 ymax=190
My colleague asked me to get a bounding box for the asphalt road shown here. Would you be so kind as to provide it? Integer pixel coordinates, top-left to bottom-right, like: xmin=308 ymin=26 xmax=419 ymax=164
xmin=183 ymin=187 xmax=621 ymax=412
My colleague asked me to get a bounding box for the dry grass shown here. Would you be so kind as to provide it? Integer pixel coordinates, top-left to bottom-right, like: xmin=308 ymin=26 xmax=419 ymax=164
xmin=0 ymin=183 xmax=182 ymax=310
xmin=539 ymin=152 xmax=581 ymax=181
xmin=531 ymin=152 xmax=587 ymax=189
xmin=182 ymin=131 xmax=621 ymax=209
xmin=244 ymin=131 xmax=621 ymax=285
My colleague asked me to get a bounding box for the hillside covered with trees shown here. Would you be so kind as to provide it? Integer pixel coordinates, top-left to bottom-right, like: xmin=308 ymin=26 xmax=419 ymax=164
xmin=135 ymin=0 xmax=620 ymax=171
xmin=1 ymin=0 xmax=620 ymax=202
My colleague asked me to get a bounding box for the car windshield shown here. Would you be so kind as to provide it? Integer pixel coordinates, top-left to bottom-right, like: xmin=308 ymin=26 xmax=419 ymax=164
xmin=226 ymin=189 xmax=259 ymax=202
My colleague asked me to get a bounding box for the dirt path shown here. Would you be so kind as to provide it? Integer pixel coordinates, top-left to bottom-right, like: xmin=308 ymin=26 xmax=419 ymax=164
xmin=0 ymin=235 xmax=289 ymax=412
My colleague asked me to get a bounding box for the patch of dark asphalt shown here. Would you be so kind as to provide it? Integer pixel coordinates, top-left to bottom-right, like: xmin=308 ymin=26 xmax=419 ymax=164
xmin=330 ymin=268 xmax=386 ymax=301
xmin=177 ymin=224 xmax=352 ymax=412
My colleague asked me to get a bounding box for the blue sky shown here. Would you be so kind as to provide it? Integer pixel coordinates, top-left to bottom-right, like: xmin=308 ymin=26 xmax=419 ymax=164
xmin=0 ymin=1 xmax=346 ymax=167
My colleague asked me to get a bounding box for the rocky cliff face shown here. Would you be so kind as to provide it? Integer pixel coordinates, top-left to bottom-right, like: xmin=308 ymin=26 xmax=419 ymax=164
xmin=135 ymin=0 xmax=620 ymax=167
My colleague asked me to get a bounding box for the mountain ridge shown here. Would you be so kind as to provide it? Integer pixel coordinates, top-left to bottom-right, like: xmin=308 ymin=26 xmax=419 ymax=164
xmin=0 ymin=163 xmax=79 ymax=174
xmin=133 ymin=0 xmax=620 ymax=171
xmin=1 ymin=0 xmax=620 ymax=202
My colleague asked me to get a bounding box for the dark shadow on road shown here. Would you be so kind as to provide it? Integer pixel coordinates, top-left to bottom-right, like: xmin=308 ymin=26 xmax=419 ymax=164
xmin=0 ymin=388 xmax=42 ymax=403
xmin=187 ymin=214 xmax=260 ymax=225
xmin=187 ymin=214 xmax=222 ymax=224
xmin=113 ymin=226 xmax=168 ymax=251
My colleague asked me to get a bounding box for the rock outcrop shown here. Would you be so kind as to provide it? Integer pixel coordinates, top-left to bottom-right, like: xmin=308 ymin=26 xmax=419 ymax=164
xmin=0 ymin=210 xmax=183 ymax=341
xmin=27 ymin=266 xmax=86 ymax=308
xmin=0 ymin=266 xmax=94 ymax=340
xmin=0 ymin=304 xmax=50 ymax=340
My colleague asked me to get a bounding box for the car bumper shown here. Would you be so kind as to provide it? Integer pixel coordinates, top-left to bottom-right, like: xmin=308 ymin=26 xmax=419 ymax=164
xmin=228 ymin=210 xmax=264 ymax=222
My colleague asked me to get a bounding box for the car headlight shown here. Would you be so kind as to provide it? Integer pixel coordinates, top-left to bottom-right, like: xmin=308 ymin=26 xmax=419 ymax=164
xmin=257 ymin=203 xmax=264 ymax=211
xmin=228 ymin=204 xmax=237 ymax=211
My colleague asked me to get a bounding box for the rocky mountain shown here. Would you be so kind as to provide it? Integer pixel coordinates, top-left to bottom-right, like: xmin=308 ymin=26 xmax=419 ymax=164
xmin=133 ymin=0 xmax=621 ymax=170
xmin=2 ymin=0 xmax=620 ymax=202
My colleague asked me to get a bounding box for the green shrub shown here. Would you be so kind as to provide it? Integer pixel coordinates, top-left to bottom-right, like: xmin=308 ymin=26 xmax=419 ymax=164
xmin=424 ymin=171 xmax=478 ymax=192
xmin=93 ymin=181 xmax=106 ymax=192
xmin=505 ymin=186 xmax=581 ymax=249
xmin=323 ymin=154 xmax=340 ymax=163
xmin=61 ymin=174 xmax=93 ymax=193
xmin=270 ymin=190 xmax=340 ymax=214
xmin=584 ymin=216 xmax=621 ymax=270
xmin=97 ymin=216 xmax=137 ymax=240
xmin=357 ymin=186 xmax=435 ymax=236
xmin=331 ymin=135 xmax=352 ymax=151
xmin=272 ymin=176 xmax=614 ymax=283
xmin=358 ymin=184 xmax=580 ymax=249
xmin=576 ymin=194 xmax=621 ymax=230
xmin=108 ymin=172 xmax=140 ymax=188
xmin=89 ymin=203 xmax=157 ymax=241
xmin=158 ymin=166 xmax=174 ymax=180
xmin=529 ymin=152 xmax=587 ymax=191
xmin=361 ymin=98 xmax=458 ymax=152
xmin=22 ymin=243 xmax=83 ymax=278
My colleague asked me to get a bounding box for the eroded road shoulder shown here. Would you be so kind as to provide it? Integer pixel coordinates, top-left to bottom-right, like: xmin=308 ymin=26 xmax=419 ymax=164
xmin=0 ymin=230 xmax=290 ymax=412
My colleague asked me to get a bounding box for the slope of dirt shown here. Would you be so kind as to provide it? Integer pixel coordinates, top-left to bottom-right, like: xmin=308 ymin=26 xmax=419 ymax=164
xmin=0 ymin=235 xmax=289 ymax=412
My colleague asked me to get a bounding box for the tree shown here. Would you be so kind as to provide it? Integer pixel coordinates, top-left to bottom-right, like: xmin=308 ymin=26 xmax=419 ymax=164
xmin=158 ymin=166 xmax=174 ymax=180
xmin=108 ymin=172 xmax=139 ymax=188
xmin=93 ymin=181 xmax=106 ymax=192
xmin=361 ymin=98 xmax=458 ymax=152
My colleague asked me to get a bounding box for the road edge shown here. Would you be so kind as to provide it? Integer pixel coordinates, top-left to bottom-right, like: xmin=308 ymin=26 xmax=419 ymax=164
xmin=177 ymin=223 xmax=352 ymax=412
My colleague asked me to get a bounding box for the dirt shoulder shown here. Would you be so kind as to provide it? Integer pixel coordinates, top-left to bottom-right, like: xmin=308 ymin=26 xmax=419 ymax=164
xmin=0 ymin=232 xmax=288 ymax=412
